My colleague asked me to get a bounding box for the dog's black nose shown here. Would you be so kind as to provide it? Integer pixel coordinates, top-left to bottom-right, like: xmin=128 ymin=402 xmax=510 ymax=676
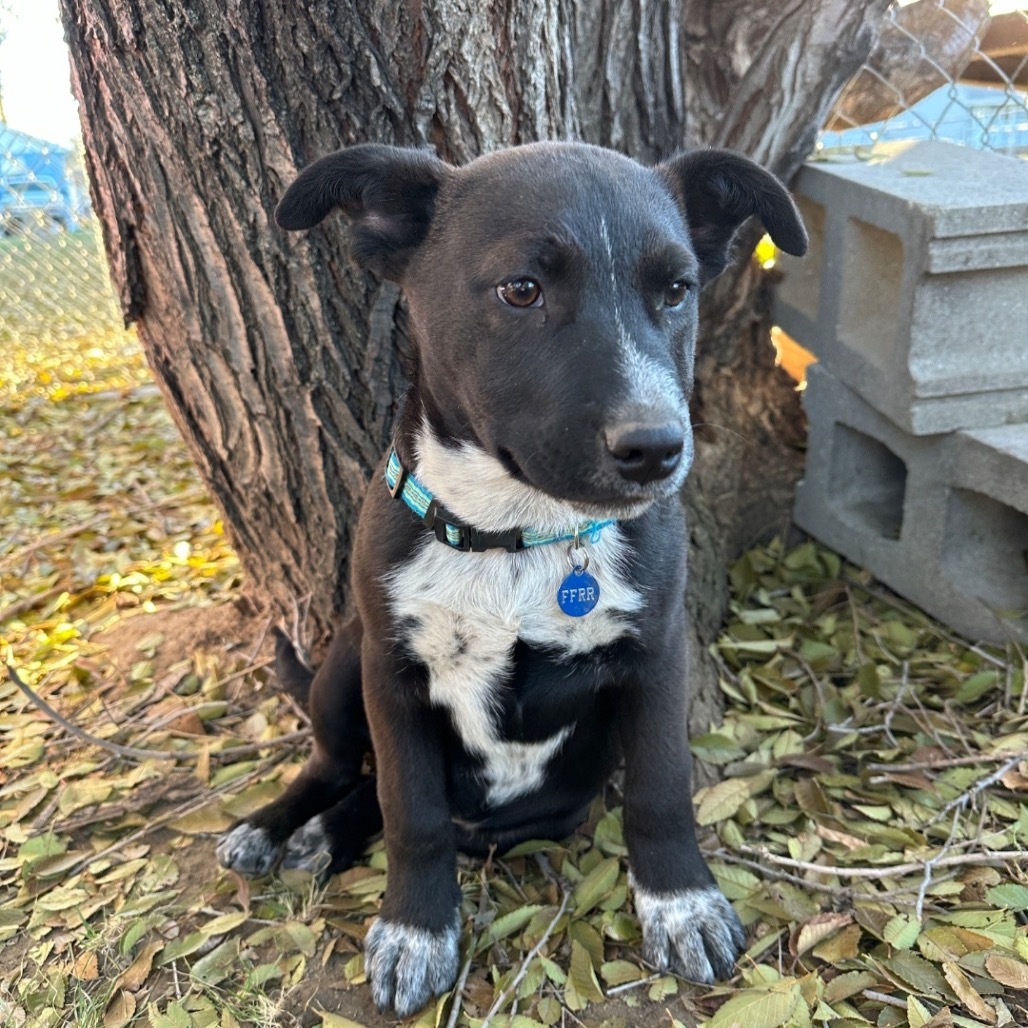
xmin=604 ymin=421 xmax=684 ymax=483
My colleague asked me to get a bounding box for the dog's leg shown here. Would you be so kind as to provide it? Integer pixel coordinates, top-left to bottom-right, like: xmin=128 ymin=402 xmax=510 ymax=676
xmin=360 ymin=645 xmax=462 ymax=1018
xmin=619 ymin=635 xmax=746 ymax=984
xmin=279 ymin=774 xmax=383 ymax=875
xmin=217 ymin=621 xmax=370 ymax=876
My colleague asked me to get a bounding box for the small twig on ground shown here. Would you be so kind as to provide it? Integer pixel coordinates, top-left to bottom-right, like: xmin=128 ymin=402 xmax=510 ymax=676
xmin=445 ymin=951 xmax=475 ymax=1028
xmin=480 ymin=889 xmax=570 ymax=1028
xmin=845 ymin=585 xmax=865 ymax=664
xmin=215 ymin=657 xmax=275 ymax=689
xmin=863 ymin=990 xmax=907 ymax=1011
xmin=207 ymin=730 xmax=309 ymax=760
xmin=931 ymin=752 xmax=1026 ymax=826
xmin=7 ymin=663 xmax=182 ymax=763
xmin=246 ymin=613 xmax=276 ymax=664
xmin=916 ymin=806 xmax=963 ymax=922
xmin=711 ymin=849 xmax=930 ymax=902
xmin=736 ymin=843 xmax=1024 ymax=879
xmin=66 ymin=759 xmax=276 ymax=875
xmin=606 ymin=973 xmax=663 ymax=996
xmin=1019 ymin=653 xmax=1028 ymax=718
xmin=866 ymin=751 xmax=1026 ymax=773
xmin=289 ymin=595 xmax=314 ymax=665
xmin=7 ymin=661 xmax=307 ymax=766
xmin=446 ymin=863 xmax=491 ymax=1028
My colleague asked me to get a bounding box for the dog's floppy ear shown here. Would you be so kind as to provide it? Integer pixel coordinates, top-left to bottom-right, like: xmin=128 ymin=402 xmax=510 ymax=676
xmin=275 ymin=143 xmax=447 ymax=281
xmin=657 ymin=149 xmax=808 ymax=286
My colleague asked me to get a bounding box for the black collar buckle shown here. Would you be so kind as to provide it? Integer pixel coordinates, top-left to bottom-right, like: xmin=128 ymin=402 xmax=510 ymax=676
xmin=467 ymin=526 xmax=525 ymax=553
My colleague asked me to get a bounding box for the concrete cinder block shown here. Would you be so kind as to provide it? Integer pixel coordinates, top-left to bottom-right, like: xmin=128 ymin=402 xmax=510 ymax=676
xmin=775 ymin=141 xmax=1028 ymax=435
xmin=795 ymin=364 xmax=1028 ymax=643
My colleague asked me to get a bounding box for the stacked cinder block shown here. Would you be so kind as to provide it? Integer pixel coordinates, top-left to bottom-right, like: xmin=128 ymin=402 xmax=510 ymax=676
xmin=773 ymin=141 xmax=1028 ymax=643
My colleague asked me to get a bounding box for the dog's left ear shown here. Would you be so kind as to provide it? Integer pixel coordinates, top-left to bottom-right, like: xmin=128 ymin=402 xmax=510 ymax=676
xmin=657 ymin=149 xmax=808 ymax=286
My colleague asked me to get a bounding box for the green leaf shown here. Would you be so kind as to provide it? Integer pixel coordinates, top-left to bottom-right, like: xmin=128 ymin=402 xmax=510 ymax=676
xmin=986 ymin=884 xmax=1028 ymax=911
xmin=647 ymin=975 xmax=678 ymax=1002
xmin=564 ymin=940 xmax=604 ymax=1010
xmin=954 ymin=671 xmax=999 ymax=704
xmin=479 ymin=905 xmax=542 ymax=949
xmin=696 ymin=778 xmax=753 ymax=826
xmin=571 ymin=856 xmax=619 ymax=917
xmin=148 ymin=1001 xmax=192 ymax=1028
xmin=190 ymin=938 xmax=239 ymax=986
xmin=883 ymin=914 xmax=921 ymax=951
xmin=599 ymin=960 xmax=643 ymax=987
xmin=705 ymin=981 xmax=803 ymax=1028
xmin=696 ymin=770 xmax=775 ymax=826
xmin=157 ymin=930 xmax=209 ymax=965
xmin=318 ymin=1013 xmax=369 ymax=1028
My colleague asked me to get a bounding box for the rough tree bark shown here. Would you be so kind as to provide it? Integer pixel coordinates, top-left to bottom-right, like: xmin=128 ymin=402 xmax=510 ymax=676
xmin=60 ymin=0 xmax=890 ymax=732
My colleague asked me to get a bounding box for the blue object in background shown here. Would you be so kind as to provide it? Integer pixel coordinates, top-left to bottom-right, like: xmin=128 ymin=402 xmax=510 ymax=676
xmin=0 ymin=124 xmax=88 ymax=232
xmin=821 ymin=83 xmax=1028 ymax=157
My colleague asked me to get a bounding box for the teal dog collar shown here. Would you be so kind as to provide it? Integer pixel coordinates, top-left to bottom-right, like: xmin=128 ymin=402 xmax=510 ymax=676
xmin=384 ymin=450 xmax=615 ymax=553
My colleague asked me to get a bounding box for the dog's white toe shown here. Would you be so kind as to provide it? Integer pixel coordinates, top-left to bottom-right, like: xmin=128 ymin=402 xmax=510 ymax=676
xmin=631 ymin=879 xmax=745 ymax=983
xmin=216 ymin=822 xmax=280 ymax=876
xmin=280 ymin=815 xmax=333 ymax=875
xmin=364 ymin=913 xmax=461 ymax=1016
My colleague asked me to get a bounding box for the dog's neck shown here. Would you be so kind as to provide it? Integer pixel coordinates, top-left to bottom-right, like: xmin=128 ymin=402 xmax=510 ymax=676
xmin=406 ymin=420 xmax=587 ymax=536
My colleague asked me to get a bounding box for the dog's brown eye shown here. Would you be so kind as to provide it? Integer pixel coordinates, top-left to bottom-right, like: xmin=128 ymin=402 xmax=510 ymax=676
xmin=664 ymin=280 xmax=690 ymax=308
xmin=497 ymin=279 xmax=543 ymax=308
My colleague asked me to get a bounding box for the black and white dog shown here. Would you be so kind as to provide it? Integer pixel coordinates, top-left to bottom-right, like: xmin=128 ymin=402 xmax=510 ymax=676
xmin=217 ymin=141 xmax=806 ymax=1016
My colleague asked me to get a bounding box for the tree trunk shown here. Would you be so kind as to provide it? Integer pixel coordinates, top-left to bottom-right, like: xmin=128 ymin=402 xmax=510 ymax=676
xmin=60 ymin=0 xmax=889 ymax=725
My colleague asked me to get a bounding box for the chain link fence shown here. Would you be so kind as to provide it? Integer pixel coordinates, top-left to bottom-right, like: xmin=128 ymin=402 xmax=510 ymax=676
xmin=0 ymin=0 xmax=1025 ymax=351
xmin=0 ymin=127 xmax=123 ymax=345
xmin=820 ymin=0 xmax=1028 ymax=155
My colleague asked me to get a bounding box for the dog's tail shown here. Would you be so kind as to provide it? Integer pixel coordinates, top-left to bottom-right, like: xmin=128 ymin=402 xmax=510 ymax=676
xmin=273 ymin=627 xmax=316 ymax=710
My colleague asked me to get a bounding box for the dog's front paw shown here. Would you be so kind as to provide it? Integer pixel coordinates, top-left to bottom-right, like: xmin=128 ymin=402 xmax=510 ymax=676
xmin=216 ymin=822 xmax=281 ymax=876
xmin=632 ymin=881 xmax=745 ymax=983
xmin=364 ymin=913 xmax=461 ymax=1017
xmin=280 ymin=815 xmax=332 ymax=876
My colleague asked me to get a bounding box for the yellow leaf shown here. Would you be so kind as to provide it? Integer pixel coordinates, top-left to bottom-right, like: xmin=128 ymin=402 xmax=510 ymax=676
xmin=170 ymin=805 xmax=233 ymax=834
xmin=203 ymin=910 xmax=249 ymax=936
xmin=907 ymin=994 xmax=932 ymax=1028
xmin=793 ymin=912 xmax=853 ymax=955
xmin=812 ymin=924 xmax=862 ymax=963
xmin=942 ymin=961 xmax=997 ymax=1024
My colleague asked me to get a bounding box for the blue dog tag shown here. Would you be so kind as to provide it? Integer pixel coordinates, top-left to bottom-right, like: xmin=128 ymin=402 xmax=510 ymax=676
xmin=557 ymin=567 xmax=600 ymax=617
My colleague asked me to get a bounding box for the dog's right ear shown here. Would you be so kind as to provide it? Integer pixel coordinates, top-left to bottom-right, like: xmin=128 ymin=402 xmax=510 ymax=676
xmin=275 ymin=144 xmax=448 ymax=282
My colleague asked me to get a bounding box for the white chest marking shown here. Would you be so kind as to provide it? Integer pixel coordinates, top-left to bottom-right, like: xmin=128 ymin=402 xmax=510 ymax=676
xmin=385 ymin=523 xmax=644 ymax=806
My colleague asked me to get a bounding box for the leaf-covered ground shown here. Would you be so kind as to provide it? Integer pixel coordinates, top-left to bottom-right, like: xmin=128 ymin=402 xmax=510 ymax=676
xmin=1 ymin=324 xmax=1026 ymax=1028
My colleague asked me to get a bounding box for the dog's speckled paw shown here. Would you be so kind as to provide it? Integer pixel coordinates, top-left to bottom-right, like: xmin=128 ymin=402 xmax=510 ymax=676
xmin=631 ymin=879 xmax=745 ymax=983
xmin=280 ymin=815 xmax=332 ymax=875
xmin=364 ymin=913 xmax=461 ymax=1017
xmin=215 ymin=822 xmax=280 ymax=876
